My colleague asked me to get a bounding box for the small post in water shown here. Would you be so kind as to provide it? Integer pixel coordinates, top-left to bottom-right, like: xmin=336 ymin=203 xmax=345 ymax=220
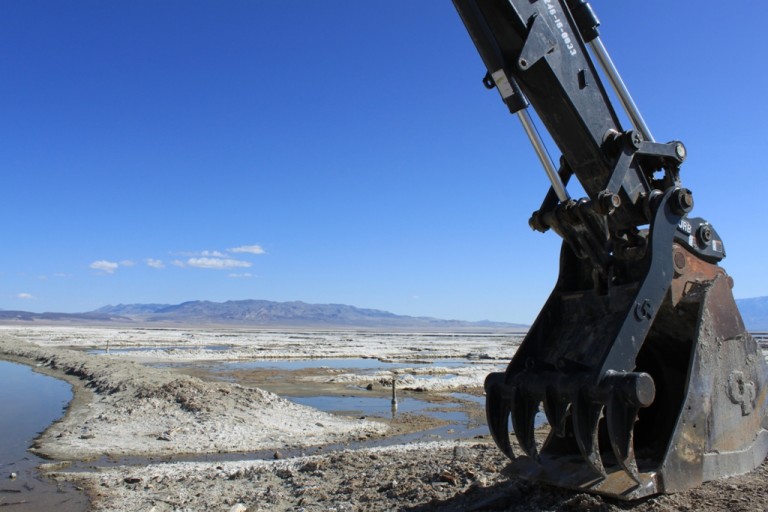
xmin=391 ymin=373 xmax=398 ymax=413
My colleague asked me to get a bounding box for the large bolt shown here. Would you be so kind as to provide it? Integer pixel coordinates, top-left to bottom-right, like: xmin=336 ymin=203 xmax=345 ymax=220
xmin=673 ymin=248 xmax=687 ymax=274
xmin=602 ymin=371 xmax=656 ymax=408
xmin=675 ymin=142 xmax=687 ymax=161
xmin=597 ymin=191 xmax=622 ymax=215
xmin=599 ymin=190 xmax=621 ymax=215
xmin=698 ymin=224 xmax=713 ymax=245
xmin=631 ymin=373 xmax=656 ymax=408
xmin=672 ymin=188 xmax=694 ymax=214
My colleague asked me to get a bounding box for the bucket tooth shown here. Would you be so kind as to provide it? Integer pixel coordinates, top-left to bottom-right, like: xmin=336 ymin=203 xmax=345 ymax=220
xmin=511 ymin=387 xmax=541 ymax=461
xmin=485 ymin=372 xmax=515 ymax=459
xmin=543 ymin=387 xmax=569 ymax=437
xmin=606 ymin=393 xmax=641 ymax=483
xmin=572 ymin=393 xmax=605 ymax=476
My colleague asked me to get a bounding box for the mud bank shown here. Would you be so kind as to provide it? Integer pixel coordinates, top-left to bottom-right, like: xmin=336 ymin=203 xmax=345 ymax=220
xmin=0 ymin=334 xmax=386 ymax=461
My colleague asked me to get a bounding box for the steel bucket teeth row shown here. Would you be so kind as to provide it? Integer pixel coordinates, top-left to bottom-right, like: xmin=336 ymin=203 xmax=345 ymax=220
xmin=511 ymin=386 xmax=542 ymax=461
xmin=572 ymin=393 xmax=605 ymax=475
xmin=485 ymin=372 xmax=515 ymax=458
xmin=486 ymin=370 xmax=656 ymax=483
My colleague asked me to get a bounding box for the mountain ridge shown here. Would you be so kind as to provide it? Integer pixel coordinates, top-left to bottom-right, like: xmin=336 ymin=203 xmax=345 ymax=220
xmin=94 ymin=299 xmax=526 ymax=329
xmin=2 ymin=296 xmax=766 ymax=330
xmin=1 ymin=299 xmax=525 ymax=330
xmin=736 ymin=296 xmax=768 ymax=331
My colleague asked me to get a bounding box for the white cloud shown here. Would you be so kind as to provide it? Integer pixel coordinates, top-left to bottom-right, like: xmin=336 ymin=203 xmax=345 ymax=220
xmin=171 ymin=259 xmax=186 ymax=268
xmin=186 ymin=257 xmax=252 ymax=269
xmin=201 ymin=250 xmax=227 ymax=257
xmin=17 ymin=292 xmax=33 ymax=300
xmin=228 ymin=272 xmax=254 ymax=278
xmin=229 ymin=245 xmax=265 ymax=255
xmin=90 ymin=260 xmax=119 ymax=274
xmin=146 ymin=258 xmax=165 ymax=269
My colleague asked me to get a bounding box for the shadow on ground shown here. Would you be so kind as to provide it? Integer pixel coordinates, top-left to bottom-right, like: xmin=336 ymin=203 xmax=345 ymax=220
xmin=405 ymin=477 xmax=656 ymax=512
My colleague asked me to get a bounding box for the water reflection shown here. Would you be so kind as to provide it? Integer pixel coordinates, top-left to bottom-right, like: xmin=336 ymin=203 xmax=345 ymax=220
xmin=0 ymin=360 xmax=87 ymax=511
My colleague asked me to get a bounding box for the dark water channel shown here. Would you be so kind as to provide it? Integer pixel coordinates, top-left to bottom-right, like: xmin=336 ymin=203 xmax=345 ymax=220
xmin=0 ymin=360 xmax=88 ymax=511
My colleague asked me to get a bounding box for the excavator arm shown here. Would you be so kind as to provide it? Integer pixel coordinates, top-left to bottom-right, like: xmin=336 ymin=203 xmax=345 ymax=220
xmin=453 ymin=0 xmax=768 ymax=499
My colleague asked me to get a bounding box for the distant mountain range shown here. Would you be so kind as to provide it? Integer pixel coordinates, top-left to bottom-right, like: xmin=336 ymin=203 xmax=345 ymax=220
xmin=737 ymin=296 xmax=768 ymax=331
xmin=0 ymin=299 xmax=526 ymax=330
xmin=1 ymin=297 xmax=766 ymax=331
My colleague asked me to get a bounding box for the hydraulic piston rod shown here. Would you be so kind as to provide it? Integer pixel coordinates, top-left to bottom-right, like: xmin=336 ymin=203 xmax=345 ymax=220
xmin=589 ymin=37 xmax=654 ymax=142
xmin=517 ymin=109 xmax=570 ymax=202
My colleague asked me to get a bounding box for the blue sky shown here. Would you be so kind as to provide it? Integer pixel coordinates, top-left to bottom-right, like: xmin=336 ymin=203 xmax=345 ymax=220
xmin=2 ymin=1 xmax=767 ymax=323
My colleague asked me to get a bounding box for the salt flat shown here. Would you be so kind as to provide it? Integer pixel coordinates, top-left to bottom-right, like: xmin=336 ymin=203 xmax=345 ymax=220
xmin=4 ymin=325 xmax=764 ymax=511
xmin=0 ymin=324 xmax=521 ymax=360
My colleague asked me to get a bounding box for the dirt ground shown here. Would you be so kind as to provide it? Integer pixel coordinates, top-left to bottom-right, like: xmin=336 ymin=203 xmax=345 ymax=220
xmin=64 ymin=442 xmax=768 ymax=512
xmin=2 ymin=327 xmax=768 ymax=511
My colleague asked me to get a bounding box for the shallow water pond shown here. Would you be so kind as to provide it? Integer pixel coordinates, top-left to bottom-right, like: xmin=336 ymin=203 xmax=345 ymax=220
xmin=291 ymin=394 xmax=459 ymax=418
xmin=0 ymin=360 xmax=88 ymax=511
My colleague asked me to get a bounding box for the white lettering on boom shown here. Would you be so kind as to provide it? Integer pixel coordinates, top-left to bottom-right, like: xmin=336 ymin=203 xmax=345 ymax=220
xmin=542 ymin=0 xmax=578 ymax=56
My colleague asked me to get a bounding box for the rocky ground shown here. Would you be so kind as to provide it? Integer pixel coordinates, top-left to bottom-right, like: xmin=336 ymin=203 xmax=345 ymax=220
xmin=57 ymin=442 xmax=768 ymax=512
xmin=2 ymin=326 xmax=768 ymax=511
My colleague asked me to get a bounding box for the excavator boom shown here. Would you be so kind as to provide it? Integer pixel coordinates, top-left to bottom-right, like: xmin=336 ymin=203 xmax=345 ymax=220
xmin=453 ymin=0 xmax=768 ymax=499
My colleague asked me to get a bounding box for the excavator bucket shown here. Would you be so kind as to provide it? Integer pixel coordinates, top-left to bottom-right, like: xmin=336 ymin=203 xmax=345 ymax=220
xmin=451 ymin=0 xmax=768 ymax=498
xmin=485 ymin=234 xmax=768 ymax=499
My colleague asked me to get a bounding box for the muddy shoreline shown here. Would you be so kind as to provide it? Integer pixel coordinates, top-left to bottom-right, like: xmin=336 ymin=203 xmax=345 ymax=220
xmin=3 ymin=327 xmax=768 ymax=511
xmin=0 ymin=334 xmax=387 ymax=462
